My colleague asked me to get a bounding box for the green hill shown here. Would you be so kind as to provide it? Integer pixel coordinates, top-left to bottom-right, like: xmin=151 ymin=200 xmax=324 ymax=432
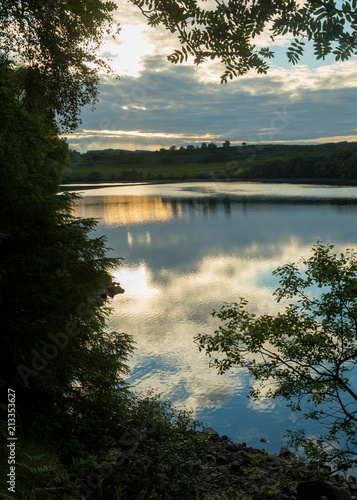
xmin=63 ymin=142 xmax=357 ymax=183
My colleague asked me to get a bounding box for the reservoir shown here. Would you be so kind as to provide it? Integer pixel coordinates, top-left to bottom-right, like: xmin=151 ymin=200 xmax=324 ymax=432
xmin=69 ymin=181 xmax=357 ymax=453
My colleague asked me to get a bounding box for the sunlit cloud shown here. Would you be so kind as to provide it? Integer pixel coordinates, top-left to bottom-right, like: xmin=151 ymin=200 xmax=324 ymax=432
xmin=65 ymin=2 xmax=357 ymax=153
xmin=100 ymin=26 xmax=155 ymax=77
xmin=83 ymin=129 xmax=220 ymax=140
xmin=97 ymin=2 xmax=160 ymax=77
xmin=197 ymin=56 xmax=357 ymax=91
xmin=69 ymin=129 xmax=223 ymax=142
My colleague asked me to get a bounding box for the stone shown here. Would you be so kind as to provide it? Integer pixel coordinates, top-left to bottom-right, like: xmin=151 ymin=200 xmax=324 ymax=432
xmin=297 ymin=480 xmax=352 ymax=500
xmin=106 ymin=283 xmax=125 ymax=297
xmin=238 ymin=450 xmax=252 ymax=466
xmin=195 ymin=430 xmax=354 ymax=500
xmin=218 ymin=473 xmax=229 ymax=486
xmin=226 ymin=443 xmax=239 ymax=452
xmin=215 ymin=453 xmax=229 ymax=465
xmin=202 ymin=427 xmax=219 ymax=437
xmin=229 ymin=461 xmax=242 ymax=474
xmin=279 ymin=447 xmax=294 ymax=458
xmin=202 ymin=427 xmax=221 ymax=443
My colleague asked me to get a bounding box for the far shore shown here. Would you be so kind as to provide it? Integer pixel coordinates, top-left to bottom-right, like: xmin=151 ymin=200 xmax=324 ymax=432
xmin=61 ymin=177 xmax=357 ymax=187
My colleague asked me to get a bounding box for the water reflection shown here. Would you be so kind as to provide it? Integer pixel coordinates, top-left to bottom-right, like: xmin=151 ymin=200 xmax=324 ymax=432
xmin=73 ymin=190 xmax=357 ymax=228
xmin=73 ymin=195 xmax=183 ymax=226
xmin=73 ymin=183 xmax=357 ymax=452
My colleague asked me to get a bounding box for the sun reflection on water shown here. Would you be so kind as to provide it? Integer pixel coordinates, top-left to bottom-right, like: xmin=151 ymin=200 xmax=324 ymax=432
xmin=72 ymin=182 xmax=357 ymax=452
xmin=73 ymin=194 xmax=183 ymax=226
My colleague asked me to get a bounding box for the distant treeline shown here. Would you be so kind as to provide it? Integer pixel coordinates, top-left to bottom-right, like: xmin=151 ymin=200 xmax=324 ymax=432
xmin=243 ymin=144 xmax=357 ymax=179
xmin=64 ymin=142 xmax=357 ymax=183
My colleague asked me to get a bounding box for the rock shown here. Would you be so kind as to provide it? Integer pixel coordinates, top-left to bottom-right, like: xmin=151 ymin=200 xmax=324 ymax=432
xmin=238 ymin=451 xmax=252 ymax=466
xmin=106 ymin=283 xmax=125 ymax=297
xmin=195 ymin=430 xmax=355 ymax=500
xmin=225 ymin=443 xmax=239 ymax=452
xmin=202 ymin=427 xmax=221 ymax=442
xmin=215 ymin=453 xmax=229 ymax=466
xmin=202 ymin=427 xmax=219 ymax=436
xmin=297 ymin=480 xmax=352 ymax=500
xmin=260 ymin=437 xmax=270 ymax=444
xmin=217 ymin=473 xmax=229 ymax=486
xmin=229 ymin=461 xmax=242 ymax=474
xmin=333 ymin=475 xmax=346 ymax=484
xmin=217 ymin=465 xmax=229 ymax=474
xmin=96 ymin=279 xmax=125 ymax=300
xmin=279 ymin=447 xmax=294 ymax=458
xmin=245 ymin=446 xmax=263 ymax=455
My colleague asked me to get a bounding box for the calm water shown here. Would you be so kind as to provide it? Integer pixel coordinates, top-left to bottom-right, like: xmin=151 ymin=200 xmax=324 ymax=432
xmin=70 ymin=181 xmax=357 ymax=453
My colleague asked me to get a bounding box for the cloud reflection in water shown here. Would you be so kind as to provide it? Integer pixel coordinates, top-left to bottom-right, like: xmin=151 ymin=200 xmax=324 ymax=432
xmin=73 ymin=183 xmax=357 ymax=450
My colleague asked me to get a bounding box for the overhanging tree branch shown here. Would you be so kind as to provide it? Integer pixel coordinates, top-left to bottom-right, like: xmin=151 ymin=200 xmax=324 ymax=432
xmin=196 ymin=243 xmax=357 ymax=470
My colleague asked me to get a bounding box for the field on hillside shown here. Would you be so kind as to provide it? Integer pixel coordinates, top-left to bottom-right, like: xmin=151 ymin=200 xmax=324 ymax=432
xmin=63 ymin=143 xmax=357 ymax=183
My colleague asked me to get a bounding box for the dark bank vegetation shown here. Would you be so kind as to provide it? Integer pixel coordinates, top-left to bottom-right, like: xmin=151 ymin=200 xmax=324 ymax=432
xmin=0 ymin=56 xmax=211 ymax=500
xmin=64 ymin=142 xmax=357 ymax=183
xmin=0 ymin=2 xmax=209 ymax=497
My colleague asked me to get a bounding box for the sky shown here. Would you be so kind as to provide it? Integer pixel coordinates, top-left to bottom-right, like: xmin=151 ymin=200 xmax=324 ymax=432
xmin=66 ymin=2 xmax=357 ymax=153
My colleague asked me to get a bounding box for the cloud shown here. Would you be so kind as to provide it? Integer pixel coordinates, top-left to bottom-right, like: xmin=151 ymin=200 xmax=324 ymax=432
xmin=66 ymin=13 xmax=357 ymax=153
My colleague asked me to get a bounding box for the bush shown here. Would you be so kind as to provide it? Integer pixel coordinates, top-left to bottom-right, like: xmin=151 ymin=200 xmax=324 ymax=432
xmin=110 ymin=392 xmax=209 ymax=499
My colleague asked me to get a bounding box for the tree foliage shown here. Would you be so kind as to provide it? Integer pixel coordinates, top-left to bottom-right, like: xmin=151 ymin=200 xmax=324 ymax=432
xmin=0 ymin=3 xmax=212 ymax=497
xmin=196 ymin=243 xmax=357 ymax=471
xmin=0 ymin=0 xmax=119 ymax=130
xmin=0 ymin=60 xmax=134 ymax=452
xmin=0 ymin=57 xmax=210 ymax=498
xmin=131 ymin=0 xmax=357 ymax=81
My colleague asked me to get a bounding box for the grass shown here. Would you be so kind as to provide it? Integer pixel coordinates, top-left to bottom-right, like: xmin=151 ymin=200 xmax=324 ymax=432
xmin=63 ymin=142 xmax=357 ymax=183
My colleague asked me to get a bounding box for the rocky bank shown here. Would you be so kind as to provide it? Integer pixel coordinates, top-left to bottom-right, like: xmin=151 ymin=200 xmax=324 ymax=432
xmin=199 ymin=427 xmax=357 ymax=500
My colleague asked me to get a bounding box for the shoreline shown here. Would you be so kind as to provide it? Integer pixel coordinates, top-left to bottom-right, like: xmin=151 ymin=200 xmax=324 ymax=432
xmin=61 ymin=177 xmax=357 ymax=187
